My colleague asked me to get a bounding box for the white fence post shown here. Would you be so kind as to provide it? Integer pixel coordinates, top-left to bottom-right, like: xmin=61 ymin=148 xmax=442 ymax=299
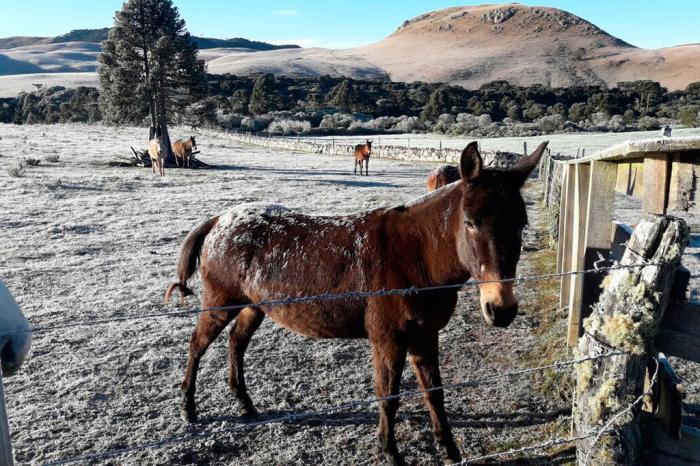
xmin=0 ymin=371 xmax=14 ymax=465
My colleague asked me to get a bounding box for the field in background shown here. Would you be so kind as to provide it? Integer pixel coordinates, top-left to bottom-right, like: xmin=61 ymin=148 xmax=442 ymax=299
xmin=317 ymin=127 xmax=700 ymax=156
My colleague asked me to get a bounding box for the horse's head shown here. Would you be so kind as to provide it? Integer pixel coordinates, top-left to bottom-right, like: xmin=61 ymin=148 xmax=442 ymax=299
xmin=190 ymin=136 xmax=197 ymax=151
xmin=366 ymin=140 xmax=372 ymax=155
xmin=0 ymin=282 xmax=32 ymax=376
xmin=456 ymin=141 xmax=547 ymax=327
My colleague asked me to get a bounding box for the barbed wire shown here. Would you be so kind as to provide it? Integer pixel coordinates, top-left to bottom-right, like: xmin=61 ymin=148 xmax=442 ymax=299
xmin=44 ymin=350 xmax=621 ymax=465
xmin=0 ymin=261 xmax=668 ymax=339
xmin=581 ymin=357 xmax=660 ymax=466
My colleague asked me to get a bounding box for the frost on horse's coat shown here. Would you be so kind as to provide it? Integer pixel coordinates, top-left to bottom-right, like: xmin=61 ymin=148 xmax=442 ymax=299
xmin=0 ymin=281 xmax=32 ymax=376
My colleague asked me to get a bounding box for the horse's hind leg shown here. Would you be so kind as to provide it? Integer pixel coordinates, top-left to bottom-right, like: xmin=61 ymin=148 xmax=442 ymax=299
xmin=227 ymin=306 xmax=264 ymax=417
xmin=365 ymin=157 xmax=369 ymax=176
xmin=408 ymin=335 xmax=461 ymax=463
xmin=371 ymin=337 xmax=407 ymax=466
xmin=181 ymin=308 xmax=236 ymax=422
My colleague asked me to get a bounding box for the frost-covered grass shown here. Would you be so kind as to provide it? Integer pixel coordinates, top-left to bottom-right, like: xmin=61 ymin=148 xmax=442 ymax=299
xmin=0 ymin=123 xmax=588 ymax=464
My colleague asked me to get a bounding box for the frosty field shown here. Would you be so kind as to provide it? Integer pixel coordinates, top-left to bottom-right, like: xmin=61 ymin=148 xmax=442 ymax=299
xmin=0 ymin=123 xmax=695 ymax=465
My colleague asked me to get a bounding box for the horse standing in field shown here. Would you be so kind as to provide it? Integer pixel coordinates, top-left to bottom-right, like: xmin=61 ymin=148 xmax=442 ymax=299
xmin=148 ymin=138 xmax=167 ymax=177
xmin=354 ymin=140 xmax=372 ymax=175
xmin=0 ymin=281 xmax=32 ymax=377
xmin=165 ymin=141 xmax=548 ymax=464
xmin=172 ymin=136 xmax=197 ymax=169
xmin=426 ymin=164 xmax=461 ymax=192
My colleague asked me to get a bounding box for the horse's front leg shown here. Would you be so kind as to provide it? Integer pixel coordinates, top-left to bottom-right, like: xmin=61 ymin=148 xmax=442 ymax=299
xmin=408 ymin=335 xmax=461 ymax=463
xmin=227 ymin=306 xmax=264 ymax=417
xmin=354 ymin=159 xmax=358 ymax=174
xmin=365 ymin=157 xmax=369 ymax=176
xmin=181 ymin=309 xmax=235 ymax=422
xmin=371 ymin=338 xmax=407 ymax=466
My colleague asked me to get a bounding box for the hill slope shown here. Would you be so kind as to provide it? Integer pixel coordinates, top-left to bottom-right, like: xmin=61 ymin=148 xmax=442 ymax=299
xmin=352 ymin=3 xmax=699 ymax=90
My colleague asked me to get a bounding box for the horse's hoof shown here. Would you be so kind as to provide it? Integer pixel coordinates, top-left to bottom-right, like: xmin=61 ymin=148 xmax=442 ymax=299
xmin=239 ymin=404 xmax=258 ymax=419
xmin=180 ymin=405 xmax=197 ymax=423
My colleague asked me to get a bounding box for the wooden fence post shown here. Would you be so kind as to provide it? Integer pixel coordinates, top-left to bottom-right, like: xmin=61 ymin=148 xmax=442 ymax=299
xmin=0 ymin=371 xmax=14 ymax=465
xmin=573 ymin=215 xmax=689 ymax=465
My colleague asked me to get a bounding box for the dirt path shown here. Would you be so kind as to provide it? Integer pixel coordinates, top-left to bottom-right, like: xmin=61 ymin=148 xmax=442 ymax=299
xmin=1 ymin=124 xmax=572 ymax=465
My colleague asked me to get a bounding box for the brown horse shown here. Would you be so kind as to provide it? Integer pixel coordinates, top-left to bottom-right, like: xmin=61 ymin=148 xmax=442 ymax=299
xmin=354 ymin=140 xmax=372 ymax=175
xmin=172 ymin=136 xmax=197 ymax=169
xmin=426 ymin=165 xmax=461 ymax=192
xmin=165 ymin=141 xmax=547 ymax=464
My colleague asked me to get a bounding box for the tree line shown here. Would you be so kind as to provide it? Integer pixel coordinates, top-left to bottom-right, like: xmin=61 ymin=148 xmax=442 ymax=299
xmin=3 ymin=76 xmax=699 ymax=130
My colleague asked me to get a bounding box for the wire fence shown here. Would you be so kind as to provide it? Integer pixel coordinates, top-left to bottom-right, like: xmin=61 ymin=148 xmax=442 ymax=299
xmin=44 ymin=351 xmax=627 ymax=465
xmin=3 ymin=260 xmax=673 ymax=465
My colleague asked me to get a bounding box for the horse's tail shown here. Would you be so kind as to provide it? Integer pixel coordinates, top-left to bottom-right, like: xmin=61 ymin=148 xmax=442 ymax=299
xmin=164 ymin=216 xmax=219 ymax=305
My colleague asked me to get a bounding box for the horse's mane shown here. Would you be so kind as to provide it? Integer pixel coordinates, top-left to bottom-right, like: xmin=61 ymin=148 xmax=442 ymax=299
xmin=394 ymin=180 xmax=461 ymax=210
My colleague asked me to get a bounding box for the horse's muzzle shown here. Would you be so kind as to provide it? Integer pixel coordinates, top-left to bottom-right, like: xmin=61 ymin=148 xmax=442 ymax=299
xmin=479 ymin=281 xmax=518 ymax=327
xmin=482 ymin=302 xmax=518 ymax=328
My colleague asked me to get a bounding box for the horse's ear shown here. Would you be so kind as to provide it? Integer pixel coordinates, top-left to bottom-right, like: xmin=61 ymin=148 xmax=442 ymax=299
xmin=460 ymin=142 xmax=482 ymax=182
xmin=512 ymin=141 xmax=548 ymax=186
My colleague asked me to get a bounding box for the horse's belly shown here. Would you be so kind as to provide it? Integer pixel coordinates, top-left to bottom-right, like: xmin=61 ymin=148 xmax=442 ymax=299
xmin=265 ymin=302 xmax=367 ymax=339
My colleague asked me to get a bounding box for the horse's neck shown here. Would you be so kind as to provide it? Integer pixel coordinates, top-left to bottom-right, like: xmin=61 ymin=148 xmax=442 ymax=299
xmin=392 ymin=184 xmax=467 ymax=286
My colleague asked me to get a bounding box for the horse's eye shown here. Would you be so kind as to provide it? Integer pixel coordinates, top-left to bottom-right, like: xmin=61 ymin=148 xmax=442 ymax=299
xmin=465 ymin=219 xmax=477 ymax=230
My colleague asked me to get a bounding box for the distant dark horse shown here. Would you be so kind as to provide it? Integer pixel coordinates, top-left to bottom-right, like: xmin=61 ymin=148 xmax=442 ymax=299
xmin=354 ymin=140 xmax=372 ymax=175
xmin=426 ymin=165 xmax=461 ymax=192
xmin=166 ymin=141 xmax=548 ymax=464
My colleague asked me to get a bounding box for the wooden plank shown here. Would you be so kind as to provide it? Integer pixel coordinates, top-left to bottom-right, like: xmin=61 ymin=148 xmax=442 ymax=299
xmin=559 ymin=165 xmax=576 ymax=307
xmin=610 ymin=221 xmax=633 ymax=262
xmin=654 ymin=354 xmax=684 ymax=439
xmin=557 ymin=165 xmax=571 ymax=273
xmin=643 ymin=154 xmax=671 ymax=215
xmin=615 ymin=160 xmax=645 ymax=199
xmin=566 ymin=163 xmax=590 ymax=347
xmin=657 ymin=300 xmax=700 ymax=364
xmin=668 ymin=152 xmax=696 ymax=211
xmin=641 ymin=413 xmax=700 ymax=466
xmin=0 ymin=371 xmax=15 ymax=466
xmin=562 ymin=137 xmax=700 ymax=164
xmin=580 ymin=161 xmax=617 ymax=321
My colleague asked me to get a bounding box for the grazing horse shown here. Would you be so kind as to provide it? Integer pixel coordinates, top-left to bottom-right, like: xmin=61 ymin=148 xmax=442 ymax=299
xmin=172 ymin=136 xmax=197 ymax=169
xmin=354 ymin=140 xmax=372 ymax=175
xmin=426 ymin=164 xmax=461 ymax=192
xmin=0 ymin=281 xmax=32 ymax=377
xmin=166 ymin=141 xmax=548 ymax=464
xmin=148 ymin=138 xmax=167 ymax=177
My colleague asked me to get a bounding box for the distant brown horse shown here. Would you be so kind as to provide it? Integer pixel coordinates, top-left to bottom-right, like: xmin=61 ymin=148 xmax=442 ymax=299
xmin=354 ymin=140 xmax=372 ymax=175
xmin=426 ymin=165 xmax=461 ymax=192
xmin=165 ymin=141 xmax=547 ymax=464
xmin=172 ymin=136 xmax=197 ymax=169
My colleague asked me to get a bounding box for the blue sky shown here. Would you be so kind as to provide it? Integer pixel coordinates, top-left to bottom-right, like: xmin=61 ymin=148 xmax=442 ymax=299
xmin=1 ymin=1 xmax=698 ymax=49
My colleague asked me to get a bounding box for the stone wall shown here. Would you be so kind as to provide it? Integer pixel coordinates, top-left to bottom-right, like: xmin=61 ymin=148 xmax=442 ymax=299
xmin=207 ymin=130 xmax=523 ymax=169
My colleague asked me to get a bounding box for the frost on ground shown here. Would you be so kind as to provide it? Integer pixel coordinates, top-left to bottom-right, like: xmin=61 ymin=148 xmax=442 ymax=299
xmin=0 ymin=123 xmax=608 ymax=465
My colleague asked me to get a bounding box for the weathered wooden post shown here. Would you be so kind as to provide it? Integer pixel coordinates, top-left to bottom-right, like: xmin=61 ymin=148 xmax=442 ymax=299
xmin=524 ymin=141 xmax=528 ymax=155
xmin=0 ymin=371 xmax=14 ymax=465
xmin=573 ymin=215 xmax=689 ymax=465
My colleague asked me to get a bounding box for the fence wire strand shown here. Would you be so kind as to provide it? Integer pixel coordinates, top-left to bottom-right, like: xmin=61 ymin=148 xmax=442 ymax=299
xmin=1 ymin=261 xmax=666 ymax=339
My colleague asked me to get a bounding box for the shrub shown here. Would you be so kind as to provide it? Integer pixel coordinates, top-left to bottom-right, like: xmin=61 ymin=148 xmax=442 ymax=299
xmin=391 ymin=116 xmax=424 ymax=132
xmin=536 ymin=114 xmax=564 ymax=133
xmin=637 ymin=116 xmax=660 ymax=131
xmin=267 ymin=118 xmax=311 ymax=134
xmin=24 ymin=157 xmax=41 ymax=166
xmin=608 ymin=115 xmax=625 ymax=132
xmin=678 ymin=106 xmax=699 ymax=127
xmin=319 ymin=113 xmax=356 ymax=129
xmin=432 ymin=114 xmax=456 ymax=133
xmin=6 ymin=162 xmax=25 ymax=177
xmin=44 ymin=153 xmax=60 ymax=163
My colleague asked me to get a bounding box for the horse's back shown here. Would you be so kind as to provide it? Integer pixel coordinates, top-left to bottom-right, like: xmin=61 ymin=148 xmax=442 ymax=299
xmin=202 ymin=204 xmax=372 ymax=337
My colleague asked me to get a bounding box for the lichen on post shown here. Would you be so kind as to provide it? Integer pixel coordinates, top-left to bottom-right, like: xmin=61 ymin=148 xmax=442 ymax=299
xmin=573 ymin=215 xmax=689 ymax=465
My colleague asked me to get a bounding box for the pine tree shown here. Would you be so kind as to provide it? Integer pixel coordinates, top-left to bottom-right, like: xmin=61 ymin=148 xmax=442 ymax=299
xmin=248 ymin=74 xmax=279 ymax=115
xmin=98 ymin=0 xmax=207 ymax=162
